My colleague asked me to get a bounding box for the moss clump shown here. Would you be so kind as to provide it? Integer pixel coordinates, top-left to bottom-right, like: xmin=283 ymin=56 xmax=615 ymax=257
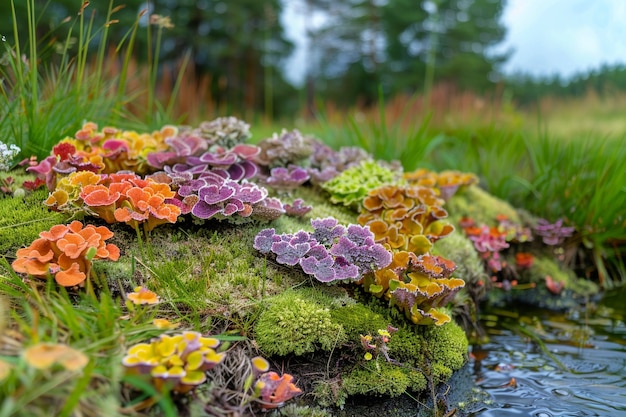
xmin=446 ymin=185 xmax=521 ymax=226
xmin=296 ymin=286 xmax=356 ymax=310
xmin=342 ymin=360 xmax=427 ymax=397
xmin=0 ymin=188 xmax=65 ymax=257
xmin=330 ymin=303 xmax=390 ymax=340
xmin=422 ymin=321 xmax=468 ymax=382
xmin=268 ymin=403 xmax=334 ymax=417
xmin=255 ymin=290 xmax=347 ymax=356
xmin=386 ymin=326 xmax=423 ymax=368
xmin=320 ymin=160 xmax=399 ymax=210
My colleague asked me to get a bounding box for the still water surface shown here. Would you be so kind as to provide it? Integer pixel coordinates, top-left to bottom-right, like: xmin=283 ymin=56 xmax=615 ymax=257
xmin=468 ymin=287 xmax=626 ymax=416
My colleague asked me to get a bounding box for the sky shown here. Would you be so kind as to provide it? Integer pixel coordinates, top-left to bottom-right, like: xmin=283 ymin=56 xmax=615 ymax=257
xmin=281 ymin=0 xmax=626 ymax=84
xmin=501 ymin=0 xmax=626 ymax=78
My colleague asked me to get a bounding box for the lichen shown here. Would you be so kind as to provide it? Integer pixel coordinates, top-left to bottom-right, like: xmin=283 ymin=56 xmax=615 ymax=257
xmin=254 ymin=290 xmax=347 ymax=356
xmin=320 ymin=160 xmax=400 ymax=210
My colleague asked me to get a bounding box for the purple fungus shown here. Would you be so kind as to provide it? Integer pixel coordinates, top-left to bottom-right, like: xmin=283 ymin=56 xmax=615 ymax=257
xmin=264 ymin=166 xmax=310 ymax=192
xmin=311 ymin=217 xmax=346 ymax=246
xmin=271 ymin=232 xmax=313 ymax=266
xmin=283 ymin=199 xmax=312 ymax=217
xmin=198 ymin=150 xmax=238 ymax=167
xmin=192 ymin=202 xmax=223 ymax=219
xmin=534 ymin=218 xmax=575 ymax=246
xmin=231 ymin=144 xmax=260 ymax=160
xmin=253 ymin=229 xmax=279 ymax=254
xmin=198 ymin=183 xmax=236 ymax=205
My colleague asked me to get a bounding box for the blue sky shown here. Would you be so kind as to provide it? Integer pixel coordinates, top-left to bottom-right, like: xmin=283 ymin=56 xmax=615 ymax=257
xmin=282 ymin=0 xmax=626 ymax=84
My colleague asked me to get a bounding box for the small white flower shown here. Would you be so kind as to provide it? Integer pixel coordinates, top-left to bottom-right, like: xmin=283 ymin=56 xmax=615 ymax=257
xmin=0 ymin=142 xmax=20 ymax=171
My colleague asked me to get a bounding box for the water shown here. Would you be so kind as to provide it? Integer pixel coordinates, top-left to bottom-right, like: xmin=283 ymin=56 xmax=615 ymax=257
xmin=466 ymin=287 xmax=626 ymax=416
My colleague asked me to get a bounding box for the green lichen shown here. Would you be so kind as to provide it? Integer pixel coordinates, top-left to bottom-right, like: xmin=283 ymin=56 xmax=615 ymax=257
xmin=446 ymin=185 xmax=521 ymax=226
xmin=254 ymin=290 xmax=347 ymax=356
xmin=342 ymin=360 xmax=427 ymax=397
xmin=320 ymin=160 xmax=399 ymax=210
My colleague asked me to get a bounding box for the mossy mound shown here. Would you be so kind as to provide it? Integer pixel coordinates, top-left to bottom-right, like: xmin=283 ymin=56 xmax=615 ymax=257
xmin=255 ymin=289 xmax=347 ymax=356
xmin=342 ymin=360 xmax=427 ymax=397
xmin=446 ymin=185 xmax=521 ymax=226
xmin=254 ymin=284 xmax=469 ymax=409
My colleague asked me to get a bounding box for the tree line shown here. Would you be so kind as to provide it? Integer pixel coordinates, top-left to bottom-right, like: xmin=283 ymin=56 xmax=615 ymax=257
xmin=2 ymin=0 xmax=626 ymax=117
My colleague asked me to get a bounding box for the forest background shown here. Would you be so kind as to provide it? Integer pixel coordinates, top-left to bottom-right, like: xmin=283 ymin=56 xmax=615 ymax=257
xmin=3 ymin=0 xmax=626 ymax=127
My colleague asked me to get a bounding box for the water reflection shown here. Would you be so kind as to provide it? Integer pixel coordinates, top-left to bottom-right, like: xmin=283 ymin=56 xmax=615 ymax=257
xmin=466 ymin=287 xmax=626 ymax=416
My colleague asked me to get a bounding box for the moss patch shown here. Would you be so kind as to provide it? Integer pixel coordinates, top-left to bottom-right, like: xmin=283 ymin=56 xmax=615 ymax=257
xmin=255 ymin=289 xmax=347 ymax=356
xmin=446 ymin=185 xmax=521 ymax=226
xmin=0 ymin=188 xmax=65 ymax=257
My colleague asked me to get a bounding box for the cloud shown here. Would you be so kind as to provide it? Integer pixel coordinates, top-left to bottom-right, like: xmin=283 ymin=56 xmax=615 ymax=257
xmin=501 ymin=0 xmax=626 ymax=77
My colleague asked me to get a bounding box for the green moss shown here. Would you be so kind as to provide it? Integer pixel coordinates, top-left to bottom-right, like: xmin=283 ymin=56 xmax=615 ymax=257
xmin=446 ymin=185 xmax=521 ymax=226
xmin=254 ymin=290 xmax=347 ymax=356
xmin=342 ymin=360 xmax=427 ymax=397
xmin=386 ymin=326 xmax=423 ymax=368
xmin=320 ymin=161 xmax=399 ymax=210
xmin=330 ymin=303 xmax=389 ymax=340
xmin=312 ymin=378 xmax=347 ymax=408
xmin=268 ymin=403 xmax=334 ymax=417
xmin=295 ymin=286 xmax=357 ymax=310
xmin=422 ymin=321 xmax=469 ymax=383
xmin=0 ymin=188 xmax=65 ymax=257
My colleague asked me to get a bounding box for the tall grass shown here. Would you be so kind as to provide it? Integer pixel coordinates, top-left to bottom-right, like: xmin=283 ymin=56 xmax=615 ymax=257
xmin=0 ymin=257 xmax=164 ymax=416
xmin=0 ymin=0 xmax=190 ymax=161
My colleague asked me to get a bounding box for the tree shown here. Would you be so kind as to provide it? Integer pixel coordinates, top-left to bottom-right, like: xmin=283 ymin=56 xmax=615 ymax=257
xmin=0 ymin=1 xmax=296 ymax=116
xmin=306 ymin=0 xmax=387 ymax=107
xmin=383 ymin=0 xmax=508 ymax=94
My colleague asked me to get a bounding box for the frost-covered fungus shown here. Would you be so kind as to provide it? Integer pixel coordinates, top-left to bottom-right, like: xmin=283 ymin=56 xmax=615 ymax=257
xmin=196 ymin=117 xmax=252 ymax=149
xmin=283 ymin=198 xmax=312 ymax=217
xmin=122 ymin=331 xmax=226 ymax=393
xmin=12 ymin=221 xmax=120 ymax=287
xmin=189 ymin=177 xmax=269 ymax=220
xmin=263 ymin=166 xmax=310 ymax=192
xmin=255 ymin=129 xmax=314 ymax=167
xmin=254 ymin=217 xmax=391 ymax=283
xmin=311 ymin=217 xmax=347 ymax=246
